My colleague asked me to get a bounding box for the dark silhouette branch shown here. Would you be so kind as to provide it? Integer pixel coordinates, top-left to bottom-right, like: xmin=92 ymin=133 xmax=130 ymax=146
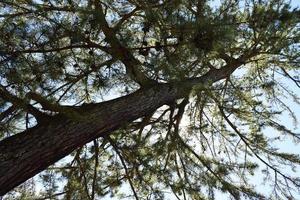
xmin=108 ymin=137 xmax=139 ymax=200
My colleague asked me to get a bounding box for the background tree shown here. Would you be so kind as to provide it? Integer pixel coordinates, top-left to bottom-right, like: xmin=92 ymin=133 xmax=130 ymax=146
xmin=0 ymin=0 xmax=300 ymax=199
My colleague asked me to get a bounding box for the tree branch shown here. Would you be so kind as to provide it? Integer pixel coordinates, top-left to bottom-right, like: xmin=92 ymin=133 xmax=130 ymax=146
xmin=94 ymin=2 xmax=156 ymax=87
xmin=0 ymin=86 xmax=46 ymax=122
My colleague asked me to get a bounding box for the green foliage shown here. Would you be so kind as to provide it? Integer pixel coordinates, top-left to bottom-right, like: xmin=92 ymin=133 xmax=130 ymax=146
xmin=1 ymin=0 xmax=300 ymax=199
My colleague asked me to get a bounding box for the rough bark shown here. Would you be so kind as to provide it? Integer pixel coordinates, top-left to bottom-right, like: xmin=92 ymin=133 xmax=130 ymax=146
xmin=0 ymin=66 xmax=236 ymax=195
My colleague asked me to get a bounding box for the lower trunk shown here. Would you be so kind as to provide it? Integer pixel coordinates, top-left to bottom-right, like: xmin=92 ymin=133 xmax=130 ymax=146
xmin=0 ymin=67 xmax=232 ymax=195
xmin=0 ymin=83 xmax=187 ymax=195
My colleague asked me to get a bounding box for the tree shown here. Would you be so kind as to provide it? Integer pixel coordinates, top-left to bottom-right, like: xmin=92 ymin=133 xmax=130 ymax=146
xmin=0 ymin=0 xmax=300 ymax=199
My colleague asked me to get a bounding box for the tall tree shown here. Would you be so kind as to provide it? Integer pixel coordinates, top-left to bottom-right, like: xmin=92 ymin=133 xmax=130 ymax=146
xmin=0 ymin=0 xmax=300 ymax=199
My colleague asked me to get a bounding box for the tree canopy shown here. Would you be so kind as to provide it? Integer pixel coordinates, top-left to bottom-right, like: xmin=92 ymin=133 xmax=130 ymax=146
xmin=0 ymin=0 xmax=300 ymax=199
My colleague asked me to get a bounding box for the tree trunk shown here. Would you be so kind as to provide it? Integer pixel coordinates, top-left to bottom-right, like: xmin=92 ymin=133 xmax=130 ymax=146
xmin=0 ymin=67 xmax=233 ymax=195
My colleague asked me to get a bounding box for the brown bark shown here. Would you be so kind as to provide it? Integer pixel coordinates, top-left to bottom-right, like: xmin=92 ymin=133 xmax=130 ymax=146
xmin=0 ymin=66 xmax=236 ymax=195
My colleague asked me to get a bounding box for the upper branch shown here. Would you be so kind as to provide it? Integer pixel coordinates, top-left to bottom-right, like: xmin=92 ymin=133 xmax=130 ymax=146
xmin=93 ymin=2 xmax=156 ymax=87
xmin=0 ymin=86 xmax=45 ymax=122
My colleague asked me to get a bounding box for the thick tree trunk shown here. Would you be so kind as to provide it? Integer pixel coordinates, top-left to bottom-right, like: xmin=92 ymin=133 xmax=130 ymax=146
xmin=0 ymin=67 xmax=233 ymax=195
xmin=0 ymin=84 xmax=184 ymax=195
